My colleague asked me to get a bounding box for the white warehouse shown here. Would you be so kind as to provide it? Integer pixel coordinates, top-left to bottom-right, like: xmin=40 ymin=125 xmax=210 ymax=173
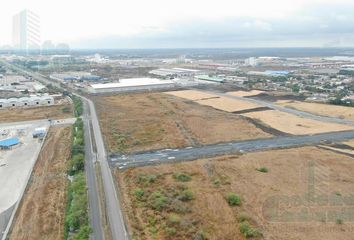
xmin=88 ymin=78 xmax=175 ymax=93
xmin=0 ymin=96 xmax=54 ymax=109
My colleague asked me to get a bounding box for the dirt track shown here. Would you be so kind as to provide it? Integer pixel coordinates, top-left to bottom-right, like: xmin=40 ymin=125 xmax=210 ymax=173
xmin=9 ymin=126 xmax=72 ymax=240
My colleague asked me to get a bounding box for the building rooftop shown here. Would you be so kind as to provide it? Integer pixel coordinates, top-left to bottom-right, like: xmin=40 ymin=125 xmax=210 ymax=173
xmin=0 ymin=137 xmax=20 ymax=148
xmin=90 ymin=78 xmax=174 ymax=89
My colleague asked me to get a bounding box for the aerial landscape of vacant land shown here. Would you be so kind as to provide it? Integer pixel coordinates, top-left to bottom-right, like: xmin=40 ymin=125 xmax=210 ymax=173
xmin=276 ymin=100 xmax=354 ymax=121
xmin=117 ymin=146 xmax=354 ymax=240
xmin=9 ymin=126 xmax=72 ymax=240
xmin=93 ymin=92 xmax=271 ymax=153
xmin=0 ymin=102 xmax=73 ymax=123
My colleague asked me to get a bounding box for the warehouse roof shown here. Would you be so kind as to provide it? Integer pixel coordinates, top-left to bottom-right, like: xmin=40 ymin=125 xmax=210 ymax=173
xmin=91 ymin=78 xmax=174 ymax=89
xmin=0 ymin=137 xmax=20 ymax=147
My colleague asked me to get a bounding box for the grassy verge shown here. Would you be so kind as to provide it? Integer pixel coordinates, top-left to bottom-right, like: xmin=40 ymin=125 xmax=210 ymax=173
xmin=64 ymin=97 xmax=91 ymax=239
xmin=70 ymin=95 xmax=83 ymax=117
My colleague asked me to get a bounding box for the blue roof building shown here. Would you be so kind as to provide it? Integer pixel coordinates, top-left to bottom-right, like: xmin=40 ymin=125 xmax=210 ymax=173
xmin=0 ymin=137 xmax=20 ymax=149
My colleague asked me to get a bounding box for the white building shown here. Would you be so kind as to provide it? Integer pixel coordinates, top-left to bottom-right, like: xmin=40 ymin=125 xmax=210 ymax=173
xmin=89 ymin=78 xmax=175 ymax=93
xmin=0 ymin=96 xmax=54 ymax=109
xmin=12 ymin=9 xmax=41 ymax=51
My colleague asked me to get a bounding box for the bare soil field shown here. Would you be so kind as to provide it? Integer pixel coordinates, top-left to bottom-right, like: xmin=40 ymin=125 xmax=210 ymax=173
xmin=93 ymin=93 xmax=271 ymax=153
xmin=117 ymin=146 xmax=354 ymax=240
xmin=9 ymin=126 xmax=72 ymax=240
xmin=0 ymin=103 xmax=73 ymax=123
xmin=276 ymin=100 xmax=354 ymax=121
xmin=227 ymin=90 xmax=265 ymax=97
xmin=166 ymin=90 xmax=264 ymax=112
xmin=242 ymin=110 xmax=354 ymax=135
xmin=166 ymin=90 xmax=219 ymax=101
xmin=195 ymin=97 xmax=262 ymax=113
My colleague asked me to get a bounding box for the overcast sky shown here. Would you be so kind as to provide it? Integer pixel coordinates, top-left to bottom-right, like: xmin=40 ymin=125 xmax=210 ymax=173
xmin=1 ymin=0 xmax=354 ymax=48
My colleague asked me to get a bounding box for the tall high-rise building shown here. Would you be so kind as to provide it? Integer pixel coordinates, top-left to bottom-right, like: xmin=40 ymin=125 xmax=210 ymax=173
xmin=12 ymin=9 xmax=41 ymax=51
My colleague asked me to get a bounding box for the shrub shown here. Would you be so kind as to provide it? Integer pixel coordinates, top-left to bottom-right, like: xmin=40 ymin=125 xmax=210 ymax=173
xmin=173 ymin=172 xmax=191 ymax=182
xmin=178 ymin=189 xmax=194 ymax=201
xmin=134 ymin=188 xmax=145 ymax=201
xmin=239 ymin=221 xmax=260 ymax=238
xmin=336 ymin=219 xmax=343 ymax=225
xmin=257 ymin=167 xmax=268 ymax=173
xmin=137 ymin=174 xmax=157 ymax=185
xmin=165 ymin=227 xmax=177 ymax=236
xmin=227 ymin=193 xmax=241 ymax=206
xmin=193 ymin=230 xmax=206 ymax=240
xmin=167 ymin=214 xmax=181 ymax=225
xmin=149 ymin=191 xmax=168 ymax=211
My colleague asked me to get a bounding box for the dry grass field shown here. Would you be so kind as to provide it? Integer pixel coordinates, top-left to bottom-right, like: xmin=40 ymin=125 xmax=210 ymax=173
xmin=93 ymin=93 xmax=271 ymax=153
xmin=117 ymin=146 xmax=354 ymax=240
xmin=9 ymin=126 xmax=72 ymax=240
xmin=276 ymin=100 xmax=354 ymax=121
xmin=0 ymin=103 xmax=73 ymax=123
xmin=227 ymin=90 xmax=265 ymax=97
xmin=242 ymin=110 xmax=354 ymax=135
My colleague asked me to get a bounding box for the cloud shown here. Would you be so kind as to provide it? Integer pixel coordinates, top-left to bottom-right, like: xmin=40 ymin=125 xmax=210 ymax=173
xmin=68 ymin=1 xmax=354 ymax=48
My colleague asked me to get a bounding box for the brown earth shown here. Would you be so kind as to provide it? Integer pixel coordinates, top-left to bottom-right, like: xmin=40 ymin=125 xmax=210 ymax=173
xmin=117 ymin=146 xmax=354 ymax=240
xmin=0 ymin=103 xmax=73 ymax=123
xmin=93 ymin=93 xmax=271 ymax=153
xmin=242 ymin=110 xmax=354 ymax=135
xmin=276 ymin=100 xmax=354 ymax=121
xmin=9 ymin=126 xmax=72 ymax=240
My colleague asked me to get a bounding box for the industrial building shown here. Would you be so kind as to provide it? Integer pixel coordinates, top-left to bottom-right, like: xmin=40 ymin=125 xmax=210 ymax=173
xmin=50 ymin=72 xmax=102 ymax=81
xmin=88 ymin=78 xmax=175 ymax=93
xmin=0 ymin=137 xmax=20 ymax=150
xmin=149 ymin=68 xmax=202 ymax=78
xmin=0 ymin=95 xmax=54 ymax=108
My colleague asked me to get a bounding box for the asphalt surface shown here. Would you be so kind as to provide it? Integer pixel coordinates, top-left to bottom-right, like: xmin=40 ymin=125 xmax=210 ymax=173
xmin=83 ymin=101 xmax=104 ymax=240
xmin=112 ymin=130 xmax=354 ymax=169
xmin=82 ymin=96 xmax=129 ymax=240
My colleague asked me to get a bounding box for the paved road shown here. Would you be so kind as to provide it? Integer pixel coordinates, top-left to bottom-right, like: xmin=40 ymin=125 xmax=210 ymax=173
xmin=81 ymin=96 xmax=129 ymax=240
xmin=112 ymin=130 xmax=354 ymax=169
xmin=83 ymin=101 xmax=104 ymax=240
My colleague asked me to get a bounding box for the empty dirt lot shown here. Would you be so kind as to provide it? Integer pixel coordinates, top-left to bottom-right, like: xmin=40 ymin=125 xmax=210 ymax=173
xmin=117 ymin=146 xmax=354 ymax=240
xmin=9 ymin=126 xmax=72 ymax=240
xmin=242 ymin=110 xmax=354 ymax=135
xmin=0 ymin=103 xmax=73 ymax=123
xmin=276 ymin=100 xmax=354 ymax=121
xmin=93 ymin=93 xmax=271 ymax=153
xmin=166 ymin=90 xmax=262 ymax=112
xmin=227 ymin=90 xmax=265 ymax=97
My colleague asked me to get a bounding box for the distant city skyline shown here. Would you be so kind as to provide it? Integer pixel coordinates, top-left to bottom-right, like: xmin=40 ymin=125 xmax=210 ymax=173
xmin=1 ymin=0 xmax=354 ymax=49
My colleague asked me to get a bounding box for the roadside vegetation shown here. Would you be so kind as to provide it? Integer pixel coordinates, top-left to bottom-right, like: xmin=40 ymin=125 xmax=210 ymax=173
xmin=71 ymin=95 xmax=83 ymax=117
xmin=64 ymin=96 xmax=91 ymax=240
